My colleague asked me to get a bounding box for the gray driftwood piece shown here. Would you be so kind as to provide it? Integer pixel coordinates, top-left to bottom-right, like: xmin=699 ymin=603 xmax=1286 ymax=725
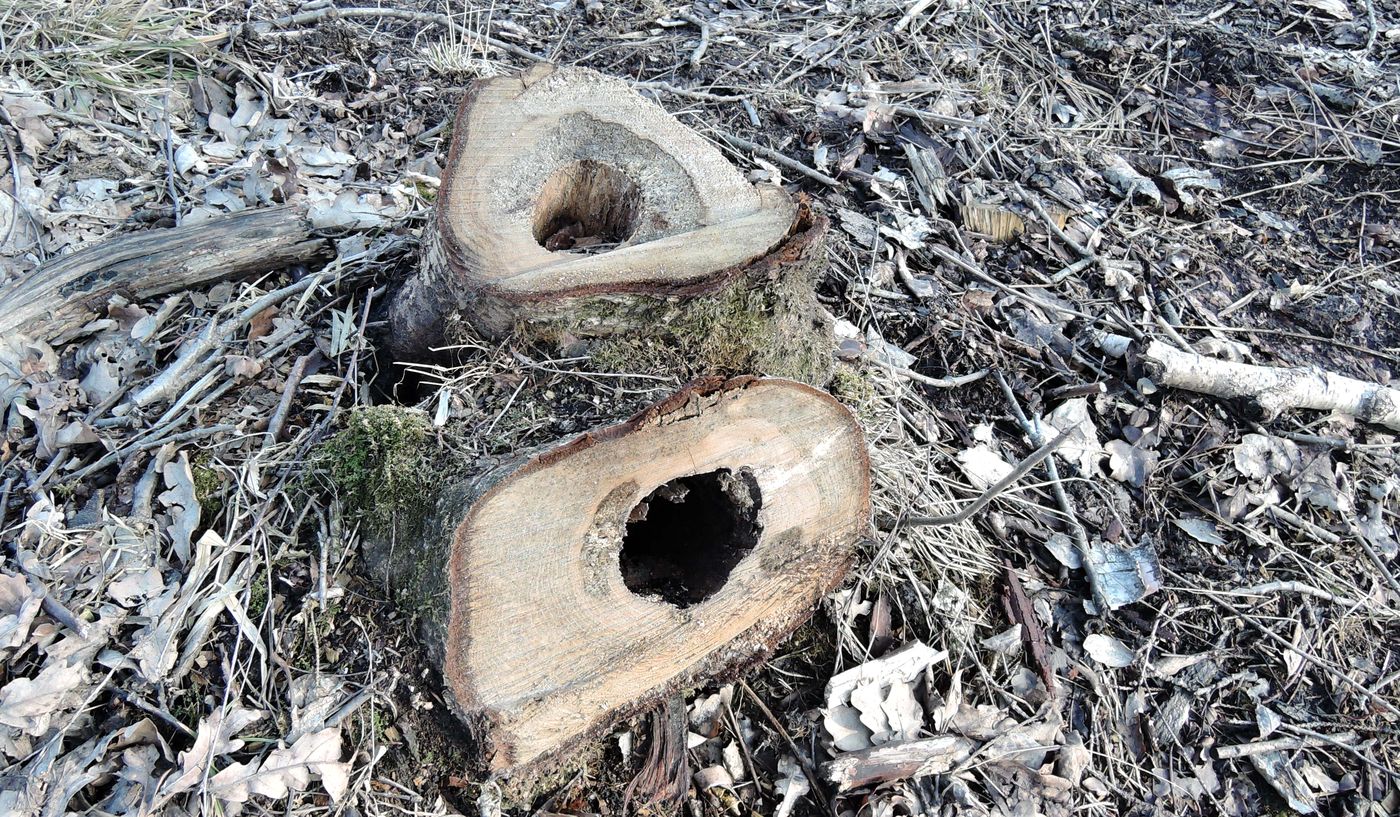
xmin=0 ymin=205 xmax=329 ymax=343
xmin=822 ymin=736 xmax=977 ymax=790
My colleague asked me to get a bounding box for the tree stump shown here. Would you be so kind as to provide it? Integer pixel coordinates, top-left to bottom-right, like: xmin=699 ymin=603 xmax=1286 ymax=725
xmin=388 ymin=64 xmax=832 ymax=384
xmin=359 ymin=376 xmax=870 ymax=775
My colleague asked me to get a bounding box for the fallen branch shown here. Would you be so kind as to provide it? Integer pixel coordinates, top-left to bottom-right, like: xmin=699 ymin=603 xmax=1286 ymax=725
xmin=632 ymin=81 xmax=747 ymax=103
xmin=130 ymin=274 xmax=322 ymax=408
xmin=995 ymin=371 xmax=1094 ymax=565
xmin=267 ymin=353 xmax=313 ymax=442
xmin=718 ymin=132 xmax=840 ymax=187
xmin=0 ymin=205 xmax=328 ymax=344
xmin=1136 ymin=339 xmax=1400 ymax=431
xmin=867 ymin=358 xmax=990 ymax=389
xmin=1227 ymin=580 xmax=1371 ymax=610
xmin=678 ymin=12 xmax=710 ymax=72
xmin=1216 ymin=731 xmax=1358 ymax=760
xmin=900 ymin=429 xmax=1070 ymax=528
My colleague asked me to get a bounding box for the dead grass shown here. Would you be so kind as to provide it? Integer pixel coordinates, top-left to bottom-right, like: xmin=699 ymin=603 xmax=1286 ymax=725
xmin=0 ymin=0 xmax=226 ymax=96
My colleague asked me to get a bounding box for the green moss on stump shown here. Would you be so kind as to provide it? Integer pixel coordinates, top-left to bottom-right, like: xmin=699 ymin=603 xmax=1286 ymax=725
xmin=317 ymin=406 xmax=433 ymax=534
xmin=555 ymin=279 xmax=831 ymax=386
xmin=314 ymin=406 xmax=467 ymax=660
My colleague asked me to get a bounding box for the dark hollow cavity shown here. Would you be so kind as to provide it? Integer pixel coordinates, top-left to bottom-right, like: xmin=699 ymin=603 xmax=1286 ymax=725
xmin=619 ymin=468 xmax=762 ymax=608
xmin=532 ymin=160 xmax=642 ymax=254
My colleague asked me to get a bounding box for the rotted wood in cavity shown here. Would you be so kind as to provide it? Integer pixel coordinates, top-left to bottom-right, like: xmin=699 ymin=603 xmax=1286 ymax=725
xmin=360 ymin=376 xmax=871 ymax=776
xmin=388 ymin=64 xmax=833 ymax=383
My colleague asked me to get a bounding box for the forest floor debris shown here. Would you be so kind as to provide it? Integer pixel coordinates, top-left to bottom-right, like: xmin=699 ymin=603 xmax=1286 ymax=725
xmin=2 ymin=1 xmax=1399 ymax=815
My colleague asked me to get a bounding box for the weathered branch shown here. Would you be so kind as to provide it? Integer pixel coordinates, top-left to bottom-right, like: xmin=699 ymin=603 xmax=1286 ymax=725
xmin=0 ymin=205 xmax=329 ymax=344
xmin=1122 ymin=338 xmax=1400 ymax=431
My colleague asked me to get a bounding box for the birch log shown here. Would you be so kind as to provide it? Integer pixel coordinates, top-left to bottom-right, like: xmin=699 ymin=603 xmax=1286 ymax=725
xmin=1143 ymin=340 xmax=1400 ymax=431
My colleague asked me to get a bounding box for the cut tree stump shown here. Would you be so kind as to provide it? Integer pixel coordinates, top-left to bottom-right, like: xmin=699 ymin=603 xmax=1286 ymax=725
xmin=0 ymin=205 xmax=328 ymax=344
xmin=360 ymin=376 xmax=870 ymax=775
xmin=389 ymin=64 xmax=832 ymax=383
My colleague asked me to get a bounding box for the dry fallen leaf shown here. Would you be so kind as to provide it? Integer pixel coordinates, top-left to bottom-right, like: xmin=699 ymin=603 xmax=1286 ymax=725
xmin=0 ymin=655 xmax=90 ymax=738
xmin=1045 ymin=398 xmax=1101 ymax=474
xmin=1043 ymin=532 xmax=1082 ymax=568
xmin=957 ymin=444 xmax=1015 ymax=489
xmin=164 ymin=704 xmax=267 ymax=795
xmin=106 ymin=566 xmax=166 ymax=608
xmin=1102 ymin=154 xmax=1162 ymax=205
xmin=823 ymin=641 xmax=945 ymax=751
xmin=1106 ymin=439 xmax=1158 ymax=487
xmin=1056 ymin=731 xmax=1090 ymax=785
xmin=206 ymin=727 xmax=348 ymax=803
xmin=822 ymin=705 xmax=870 ymax=752
xmin=158 ymin=452 xmax=200 ymax=564
xmin=0 ymin=575 xmax=41 ymax=653
xmin=1296 ymin=453 xmax=1352 ymax=513
xmin=880 ymin=680 xmax=923 ymax=742
xmin=1251 ymin=750 xmax=1319 ymax=814
xmin=1172 ymin=517 xmax=1226 ymax=547
xmin=1084 ymin=633 xmax=1135 ymax=668
xmin=1234 ymin=433 xmax=1302 ymax=481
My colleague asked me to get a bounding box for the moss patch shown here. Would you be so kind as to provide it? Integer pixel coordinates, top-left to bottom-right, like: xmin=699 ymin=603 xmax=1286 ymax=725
xmin=829 ymin=363 xmax=883 ymax=428
xmin=191 ymin=455 xmax=225 ymax=520
xmin=247 ymin=571 xmax=271 ymax=619
xmin=830 ymin=365 xmax=874 ymax=403
xmin=566 ymin=281 xmax=831 ymax=386
xmin=316 ymin=406 xmax=433 ymax=535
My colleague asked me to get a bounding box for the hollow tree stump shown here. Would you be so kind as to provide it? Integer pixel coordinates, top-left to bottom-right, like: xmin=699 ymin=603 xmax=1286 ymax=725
xmin=361 ymin=376 xmax=870 ymax=775
xmin=388 ymin=64 xmax=832 ymax=383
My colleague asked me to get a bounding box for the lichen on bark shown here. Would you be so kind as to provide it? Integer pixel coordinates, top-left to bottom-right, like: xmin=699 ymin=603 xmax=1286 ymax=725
xmin=499 ymin=211 xmax=836 ymax=386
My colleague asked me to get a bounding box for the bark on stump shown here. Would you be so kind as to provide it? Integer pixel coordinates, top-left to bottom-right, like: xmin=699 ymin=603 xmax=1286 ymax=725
xmin=360 ymin=376 xmax=870 ymax=775
xmin=388 ymin=64 xmax=832 ymax=384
